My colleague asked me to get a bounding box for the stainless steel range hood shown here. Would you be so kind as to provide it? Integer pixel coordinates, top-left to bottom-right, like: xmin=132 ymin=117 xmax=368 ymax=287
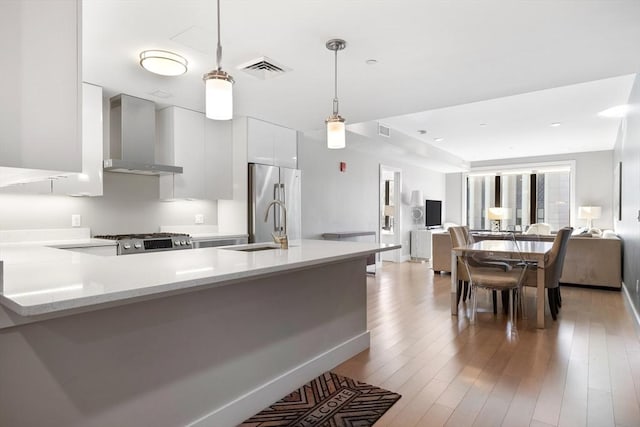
xmin=104 ymin=94 xmax=182 ymax=175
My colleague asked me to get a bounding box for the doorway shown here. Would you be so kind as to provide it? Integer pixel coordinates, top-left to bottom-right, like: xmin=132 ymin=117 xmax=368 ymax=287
xmin=379 ymin=165 xmax=402 ymax=263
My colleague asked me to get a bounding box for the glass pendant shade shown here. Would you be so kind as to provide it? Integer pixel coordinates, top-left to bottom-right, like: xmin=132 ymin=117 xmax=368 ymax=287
xmin=326 ymin=116 xmax=346 ymax=149
xmin=204 ymin=74 xmax=233 ymax=120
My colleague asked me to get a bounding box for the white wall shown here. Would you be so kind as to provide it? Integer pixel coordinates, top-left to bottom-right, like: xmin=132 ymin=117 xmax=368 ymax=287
xmin=0 ymin=173 xmax=218 ymax=235
xmin=299 ymin=130 xmax=446 ymax=259
xmin=457 ymin=150 xmax=615 ymax=229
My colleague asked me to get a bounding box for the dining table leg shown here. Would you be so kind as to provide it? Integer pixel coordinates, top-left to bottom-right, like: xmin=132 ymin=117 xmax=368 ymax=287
xmin=451 ymin=250 xmax=458 ymax=315
xmin=536 ymin=258 xmax=545 ymax=329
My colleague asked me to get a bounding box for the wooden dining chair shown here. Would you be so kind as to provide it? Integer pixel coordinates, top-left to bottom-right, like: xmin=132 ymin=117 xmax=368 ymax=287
xmin=523 ymin=227 xmax=572 ymax=320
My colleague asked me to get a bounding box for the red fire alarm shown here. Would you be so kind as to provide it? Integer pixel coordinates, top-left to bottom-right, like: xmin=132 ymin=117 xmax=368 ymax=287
xmin=339 ymin=162 xmax=347 ymax=172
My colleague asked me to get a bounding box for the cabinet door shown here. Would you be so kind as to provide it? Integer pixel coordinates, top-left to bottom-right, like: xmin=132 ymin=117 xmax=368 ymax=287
xmin=205 ymin=119 xmax=233 ymax=200
xmin=273 ymin=126 xmax=298 ymax=168
xmin=0 ymin=0 xmax=81 ymax=178
xmin=53 ymin=83 xmax=104 ymax=196
xmin=247 ymin=118 xmax=275 ymax=165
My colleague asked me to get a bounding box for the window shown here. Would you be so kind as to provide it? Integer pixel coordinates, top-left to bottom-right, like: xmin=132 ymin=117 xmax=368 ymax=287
xmin=466 ymin=165 xmax=572 ymax=231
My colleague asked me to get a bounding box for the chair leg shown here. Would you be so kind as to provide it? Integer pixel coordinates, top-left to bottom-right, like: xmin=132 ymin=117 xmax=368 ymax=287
xmin=509 ymin=289 xmax=516 ymax=329
xmin=501 ymin=290 xmax=509 ymax=315
xmin=557 ymin=287 xmax=562 ymax=308
xmin=492 ymin=291 xmax=498 ymax=315
xmin=463 ymin=282 xmax=469 ymax=301
xmin=471 ymin=285 xmax=478 ymax=323
xmin=456 ymin=281 xmax=462 ymax=307
xmin=548 ymin=288 xmax=558 ymax=321
xmin=520 ymin=287 xmax=527 ymax=320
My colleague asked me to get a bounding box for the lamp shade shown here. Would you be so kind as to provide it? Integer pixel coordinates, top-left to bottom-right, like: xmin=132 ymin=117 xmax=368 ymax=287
xmin=578 ymin=206 xmax=601 ymax=219
xmin=410 ymin=190 xmax=424 ymax=206
xmin=205 ymin=77 xmax=233 ymax=120
xmin=487 ymin=207 xmax=511 ymax=220
xmin=327 ymin=119 xmax=346 ymax=149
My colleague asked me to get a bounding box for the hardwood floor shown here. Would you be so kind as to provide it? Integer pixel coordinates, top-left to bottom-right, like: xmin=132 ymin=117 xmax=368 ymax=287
xmin=333 ymin=262 xmax=640 ymax=427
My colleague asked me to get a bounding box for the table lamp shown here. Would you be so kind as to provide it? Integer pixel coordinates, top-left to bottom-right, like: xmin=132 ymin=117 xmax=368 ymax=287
xmin=578 ymin=206 xmax=601 ymax=229
xmin=487 ymin=207 xmax=511 ymax=232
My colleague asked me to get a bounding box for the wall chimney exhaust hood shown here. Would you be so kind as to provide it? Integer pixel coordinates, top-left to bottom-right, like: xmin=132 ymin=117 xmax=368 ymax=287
xmin=104 ymin=94 xmax=183 ymax=175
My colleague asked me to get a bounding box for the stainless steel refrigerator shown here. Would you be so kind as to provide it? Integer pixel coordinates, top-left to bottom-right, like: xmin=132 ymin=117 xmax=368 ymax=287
xmin=248 ymin=163 xmax=302 ymax=244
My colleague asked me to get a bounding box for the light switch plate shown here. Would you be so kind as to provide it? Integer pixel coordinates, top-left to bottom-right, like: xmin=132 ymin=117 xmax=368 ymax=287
xmin=71 ymin=214 xmax=82 ymax=227
xmin=195 ymin=214 xmax=204 ymax=224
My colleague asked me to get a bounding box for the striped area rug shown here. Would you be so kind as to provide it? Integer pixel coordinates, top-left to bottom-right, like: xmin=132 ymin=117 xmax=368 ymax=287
xmin=238 ymin=371 xmax=401 ymax=427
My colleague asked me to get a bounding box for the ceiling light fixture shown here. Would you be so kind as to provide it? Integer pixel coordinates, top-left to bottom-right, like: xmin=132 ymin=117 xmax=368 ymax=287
xmin=365 ymin=59 xmax=378 ymax=65
xmin=550 ymin=122 xmax=561 ymax=127
xmin=598 ymin=104 xmax=632 ymax=118
xmin=139 ymin=50 xmax=188 ymax=76
xmin=203 ymin=0 xmax=234 ymax=120
xmin=417 ymin=130 xmax=427 ymax=135
xmin=326 ymin=38 xmax=347 ymax=149
xmin=434 ymin=137 xmax=444 ymax=142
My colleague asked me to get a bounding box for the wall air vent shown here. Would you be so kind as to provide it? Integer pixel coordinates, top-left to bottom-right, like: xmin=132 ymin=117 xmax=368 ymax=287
xmin=238 ymin=56 xmax=292 ymax=80
xmin=378 ymin=123 xmax=391 ymax=138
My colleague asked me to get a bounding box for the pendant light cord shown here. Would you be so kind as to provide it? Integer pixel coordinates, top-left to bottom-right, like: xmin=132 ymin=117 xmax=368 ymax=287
xmin=216 ymin=0 xmax=222 ymax=70
xmin=333 ymin=48 xmax=339 ymax=115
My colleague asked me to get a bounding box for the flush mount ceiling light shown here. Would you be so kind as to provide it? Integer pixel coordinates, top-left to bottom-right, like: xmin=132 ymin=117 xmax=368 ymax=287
xmin=326 ymin=38 xmax=347 ymax=149
xmin=139 ymin=50 xmax=188 ymax=76
xmin=598 ymin=104 xmax=632 ymax=118
xmin=203 ymin=0 xmax=234 ymax=120
xmin=434 ymin=137 xmax=444 ymax=142
xmin=550 ymin=122 xmax=562 ymax=127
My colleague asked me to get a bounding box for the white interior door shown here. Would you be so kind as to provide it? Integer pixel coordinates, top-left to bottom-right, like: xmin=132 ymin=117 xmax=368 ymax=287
xmin=379 ymin=165 xmax=402 ymax=263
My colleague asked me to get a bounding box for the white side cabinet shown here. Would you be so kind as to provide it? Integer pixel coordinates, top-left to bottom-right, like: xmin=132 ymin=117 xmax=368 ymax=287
xmin=0 ymin=0 xmax=81 ymax=186
xmin=158 ymin=107 xmax=232 ymax=200
xmin=410 ymin=230 xmax=432 ymax=260
xmin=247 ymin=117 xmax=297 ymax=168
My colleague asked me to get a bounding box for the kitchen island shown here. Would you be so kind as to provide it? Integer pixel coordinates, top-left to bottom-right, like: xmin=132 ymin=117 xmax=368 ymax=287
xmin=0 ymin=239 xmax=397 ymax=427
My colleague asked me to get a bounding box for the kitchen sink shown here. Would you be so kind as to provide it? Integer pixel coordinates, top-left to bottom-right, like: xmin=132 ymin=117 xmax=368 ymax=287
xmin=220 ymin=243 xmax=282 ymax=252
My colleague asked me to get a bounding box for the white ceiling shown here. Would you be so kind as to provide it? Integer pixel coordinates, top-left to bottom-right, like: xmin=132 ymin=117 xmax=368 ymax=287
xmin=381 ymin=74 xmax=636 ymax=162
xmin=83 ymin=1 xmax=640 ymax=160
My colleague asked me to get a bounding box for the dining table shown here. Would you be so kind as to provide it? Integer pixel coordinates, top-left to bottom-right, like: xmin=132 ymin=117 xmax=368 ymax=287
xmin=451 ymin=239 xmax=554 ymax=329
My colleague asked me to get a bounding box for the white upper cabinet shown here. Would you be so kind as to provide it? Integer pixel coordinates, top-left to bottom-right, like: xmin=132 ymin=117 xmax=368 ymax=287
xmin=0 ymin=0 xmax=81 ymax=186
xmin=53 ymin=83 xmax=104 ymax=196
xmin=158 ymin=107 xmax=232 ymax=200
xmin=247 ymin=118 xmax=297 ymax=168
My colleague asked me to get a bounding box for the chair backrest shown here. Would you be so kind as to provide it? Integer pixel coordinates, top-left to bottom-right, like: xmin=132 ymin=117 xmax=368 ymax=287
xmin=448 ymin=226 xmax=467 ymax=248
xmin=545 ymin=227 xmax=573 ymax=288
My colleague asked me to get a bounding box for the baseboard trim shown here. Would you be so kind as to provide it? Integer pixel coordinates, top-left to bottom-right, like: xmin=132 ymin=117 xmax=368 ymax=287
xmin=622 ymin=282 xmax=640 ymax=329
xmin=188 ymin=331 xmax=371 ymax=427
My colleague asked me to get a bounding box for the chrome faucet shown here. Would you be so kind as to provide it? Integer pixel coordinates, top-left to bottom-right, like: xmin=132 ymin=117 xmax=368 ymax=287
xmin=264 ymin=200 xmax=288 ymax=249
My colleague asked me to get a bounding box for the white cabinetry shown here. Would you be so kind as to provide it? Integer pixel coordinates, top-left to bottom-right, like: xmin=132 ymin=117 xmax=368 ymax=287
xmin=247 ymin=118 xmax=297 ymax=168
xmin=0 ymin=0 xmax=81 ymax=186
xmin=53 ymin=83 xmax=104 ymax=196
xmin=0 ymin=83 xmax=103 ymax=196
xmin=410 ymin=230 xmax=432 ymax=260
xmin=158 ymin=107 xmax=232 ymax=200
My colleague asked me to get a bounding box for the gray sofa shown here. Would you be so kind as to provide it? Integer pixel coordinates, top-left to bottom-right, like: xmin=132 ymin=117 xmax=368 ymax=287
xmin=431 ymin=231 xmax=622 ymax=289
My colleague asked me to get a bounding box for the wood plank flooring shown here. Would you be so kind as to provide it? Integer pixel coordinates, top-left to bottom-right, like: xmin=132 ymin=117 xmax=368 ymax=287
xmin=333 ymin=262 xmax=640 ymax=427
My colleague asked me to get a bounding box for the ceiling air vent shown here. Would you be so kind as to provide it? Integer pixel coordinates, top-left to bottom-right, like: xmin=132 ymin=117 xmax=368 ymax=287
xmin=378 ymin=123 xmax=391 ymax=138
xmin=238 ymin=56 xmax=292 ymax=80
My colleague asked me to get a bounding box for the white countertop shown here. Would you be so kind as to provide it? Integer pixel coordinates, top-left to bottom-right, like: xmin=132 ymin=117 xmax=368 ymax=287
xmin=0 ymin=239 xmax=398 ymax=317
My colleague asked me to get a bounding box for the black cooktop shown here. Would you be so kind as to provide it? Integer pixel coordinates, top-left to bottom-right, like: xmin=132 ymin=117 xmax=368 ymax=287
xmin=94 ymin=233 xmax=190 ymax=240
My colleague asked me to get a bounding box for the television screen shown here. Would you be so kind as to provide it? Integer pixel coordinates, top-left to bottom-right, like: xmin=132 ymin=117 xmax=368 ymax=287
xmin=425 ymin=200 xmax=442 ymax=228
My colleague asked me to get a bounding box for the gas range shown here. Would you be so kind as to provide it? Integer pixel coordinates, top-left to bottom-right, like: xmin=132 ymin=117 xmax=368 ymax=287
xmin=94 ymin=232 xmax=193 ymax=255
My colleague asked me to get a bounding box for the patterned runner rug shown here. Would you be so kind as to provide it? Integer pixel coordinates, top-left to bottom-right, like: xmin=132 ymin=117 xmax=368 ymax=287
xmin=238 ymin=371 xmax=401 ymax=427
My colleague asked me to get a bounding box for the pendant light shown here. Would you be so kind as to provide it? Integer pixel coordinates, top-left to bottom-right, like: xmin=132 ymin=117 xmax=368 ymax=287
xmin=325 ymin=39 xmax=347 ymax=149
xmin=203 ymin=0 xmax=234 ymax=120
